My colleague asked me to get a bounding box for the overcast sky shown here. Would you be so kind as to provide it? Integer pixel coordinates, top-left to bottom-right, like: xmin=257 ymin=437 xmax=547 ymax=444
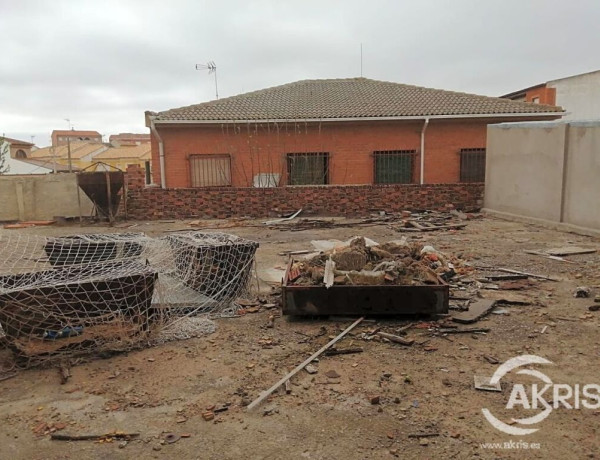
xmin=1 ymin=0 xmax=599 ymax=146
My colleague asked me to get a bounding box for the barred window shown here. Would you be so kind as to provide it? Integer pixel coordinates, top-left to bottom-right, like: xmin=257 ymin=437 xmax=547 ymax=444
xmin=460 ymin=148 xmax=486 ymax=182
xmin=373 ymin=150 xmax=416 ymax=184
xmin=189 ymin=154 xmax=231 ymax=187
xmin=287 ymin=152 xmax=329 ymax=185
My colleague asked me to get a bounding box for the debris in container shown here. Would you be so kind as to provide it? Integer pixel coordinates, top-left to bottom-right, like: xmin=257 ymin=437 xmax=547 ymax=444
xmin=282 ymin=238 xmax=454 ymax=315
xmin=286 ymin=237 xmax=468 ymax=288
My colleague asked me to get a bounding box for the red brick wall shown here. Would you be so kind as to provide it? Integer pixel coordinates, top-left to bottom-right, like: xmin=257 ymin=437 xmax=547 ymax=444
xmin=126 ymin=165 xmax=483 ymax=220
xmin=525 ymin=86 xmax=556 ymax=105
xmin=150 ymin=119 xmax=497 ymax=187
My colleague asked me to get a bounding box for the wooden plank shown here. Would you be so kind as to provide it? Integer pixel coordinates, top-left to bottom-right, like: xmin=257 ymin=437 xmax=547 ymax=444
xmin=452 ymin=299 xmax=497 ymax=324
xmin=439 ymin=327 xmax=490 ymax=334
xmin=496 ymin=268 xmax=558 ymax=282
xmin=524 ymin=250 xmax=574 ymax=264
xmin=484 ymin=274 xmax=529 ymax=281
xmin=377 ymin=331 xmax=414 ymax=346
xmin=247 ymin=317 xmax=364 ymax=411
xmin=51 ymin=432 xmax=139 ymax=441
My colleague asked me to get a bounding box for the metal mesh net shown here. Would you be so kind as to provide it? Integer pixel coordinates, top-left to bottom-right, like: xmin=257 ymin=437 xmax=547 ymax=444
xmin=0 ymin=231 xmax=258 ymax=370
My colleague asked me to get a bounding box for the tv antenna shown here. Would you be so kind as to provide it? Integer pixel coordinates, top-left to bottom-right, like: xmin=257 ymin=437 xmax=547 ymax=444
xmin=195 ymin=61 xmax=219 ymax=99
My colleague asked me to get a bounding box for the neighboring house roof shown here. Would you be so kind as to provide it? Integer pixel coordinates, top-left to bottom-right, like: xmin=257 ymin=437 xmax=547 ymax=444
xmin=501 ymin=83 xmax=547 ymax=100
xmin=52 ymin=129 xmax=102 ymax=138
xmin=1 ymin=136 xmax=34 ymax=146
xmin=109 ymin=133 xmax=150 ymax=142
xmin=94 ymin=144 xmax=151 ymax=160
xmin=151 ymin=77 xmax=564 ymax=123
xmin=16 ymin=158 xmax=81 ymax=172
xmin=501 ymin=68 xmax=600 ymax=98
xmin=5 ymin=156 xmax=55 ymax=175
xmin=30 ymin=142 xmax=107 ymax=160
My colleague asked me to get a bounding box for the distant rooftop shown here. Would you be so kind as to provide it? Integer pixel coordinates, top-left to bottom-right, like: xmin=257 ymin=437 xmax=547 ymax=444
xmin=51 ymin=129 xmax=101 ymax=137
xmin=1 ymin=136 xmax=34 ymax=146
xmin=30 ymin=142 xmax=106 ymax=160
xmin=95 ymin=143 xmax=151 ymax=160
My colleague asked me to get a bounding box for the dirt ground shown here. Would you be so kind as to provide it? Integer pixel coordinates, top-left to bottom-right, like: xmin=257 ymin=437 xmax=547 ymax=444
xmin=1 ymin=215 xmax=599 ymax=459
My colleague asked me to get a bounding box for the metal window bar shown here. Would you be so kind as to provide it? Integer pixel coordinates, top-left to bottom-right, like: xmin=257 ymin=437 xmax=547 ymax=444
xmin=189 ymin=155 xmax=232 ymax=187
xmin=373 ymin=150 xmax=417 ymax=184
xmin=459 ymin=148 xmax=486 ymax=182
xmin=287 ymin=152 xmax=329 ymax=185
xmin=144 ymin=161 xmax=151 ymax=185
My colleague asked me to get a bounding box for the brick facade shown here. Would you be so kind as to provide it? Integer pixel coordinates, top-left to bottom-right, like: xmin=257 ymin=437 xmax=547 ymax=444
xmin=151 ymin=119 xmax=503 ymax=188
xmin=525 ymin=86 xmax=556 ymax=105
xmin=126 ymin=165 xmax=483 ymax=220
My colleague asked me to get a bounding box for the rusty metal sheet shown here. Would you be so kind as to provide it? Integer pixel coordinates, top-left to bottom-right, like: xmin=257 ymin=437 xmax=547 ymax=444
xmin=77 ymin=171 xmax=124 ymax=218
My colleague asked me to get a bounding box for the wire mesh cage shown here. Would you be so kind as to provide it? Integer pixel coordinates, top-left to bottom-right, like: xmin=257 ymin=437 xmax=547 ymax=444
xmin=0 ymin=231 xmax=259 ymax=370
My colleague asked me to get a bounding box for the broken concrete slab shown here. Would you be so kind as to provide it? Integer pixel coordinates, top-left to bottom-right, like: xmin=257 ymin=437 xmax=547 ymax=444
xmin=480 ymin=291 xmax=533 ymax=305
xmin=452 ymin=299 xmax=497 ymax=324
xmin=474 ymin=375 xmax=502 ymax=392
xmin=546 ymin=246 xmax=597 ymax=257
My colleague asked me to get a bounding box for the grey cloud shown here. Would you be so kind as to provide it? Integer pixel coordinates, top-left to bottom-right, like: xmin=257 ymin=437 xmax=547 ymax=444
xmin=1 ymin=0 xmax=600 ymax=146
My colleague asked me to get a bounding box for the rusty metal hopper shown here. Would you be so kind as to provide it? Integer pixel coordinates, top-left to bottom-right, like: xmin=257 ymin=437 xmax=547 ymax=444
xmin=77 ymin=171 xmax=124 ymax=219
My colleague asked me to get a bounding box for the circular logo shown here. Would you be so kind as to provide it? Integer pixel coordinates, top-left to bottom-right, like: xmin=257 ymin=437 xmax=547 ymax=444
xmin=482 ymin=354 xmax=553 ymax=435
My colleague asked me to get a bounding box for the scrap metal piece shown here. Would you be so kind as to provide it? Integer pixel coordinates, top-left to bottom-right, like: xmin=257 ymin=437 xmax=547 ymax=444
xmin=164 ymin=433 xmax=180 ymax=444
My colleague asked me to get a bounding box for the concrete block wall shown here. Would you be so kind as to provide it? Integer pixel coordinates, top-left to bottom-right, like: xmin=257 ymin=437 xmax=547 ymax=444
xmin=484 ymin=120 xmax=600 ymax=234
xmin=0 ymin=173 xmax=94 ymax=221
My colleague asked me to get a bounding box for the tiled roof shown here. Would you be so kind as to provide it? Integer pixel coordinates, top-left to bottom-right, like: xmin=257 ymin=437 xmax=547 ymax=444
xmin=108 ymin=133 xmax=150 ymax=142
xmin=154 ymin=78 xmax=564 ymax=122
xmin=95 ymin=144 xmax=151 ymax=160
xmin=1 ymin=136 xmax=34 ymax=146
xmin=17 ymin=158 xmax=81 ymax=172
xmin=30 ymin=142 xmax=106 ymax=159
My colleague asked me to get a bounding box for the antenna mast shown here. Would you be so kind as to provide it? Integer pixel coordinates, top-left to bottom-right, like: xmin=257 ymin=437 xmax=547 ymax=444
xmin=360 ymin=43 xmax=363 ymax=77
xmin=195 ymin=61 xmax=219 ymax=99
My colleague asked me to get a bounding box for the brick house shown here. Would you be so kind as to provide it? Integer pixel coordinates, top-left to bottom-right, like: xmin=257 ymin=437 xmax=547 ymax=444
xmin=145 ymin=78 xmax=563 ymax=189
xmin=109 ymin=133 xmax=151 ymax=145
xmin=501 ymin=69 xmax=600 ymax=121
xmin=2 ymin=137 xmax=35 ymax=159
xmin=51 ymin=130 xmax=102 ymax=147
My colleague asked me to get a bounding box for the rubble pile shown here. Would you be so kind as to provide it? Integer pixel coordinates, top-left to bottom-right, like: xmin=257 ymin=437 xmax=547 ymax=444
xmin=288 ymin=237 xmax=473 ymax=287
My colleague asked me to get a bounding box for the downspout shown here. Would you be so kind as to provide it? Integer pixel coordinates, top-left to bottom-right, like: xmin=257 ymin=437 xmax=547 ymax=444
xmin=149 ymin=116 xmax=166 ymax=189
xmin=419 ymin=118 xmax=430 ymax=185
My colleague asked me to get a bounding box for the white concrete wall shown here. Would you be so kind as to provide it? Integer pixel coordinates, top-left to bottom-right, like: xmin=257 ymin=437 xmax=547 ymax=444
xmin=484 ymin=120 xmax=600 ymax=233
xmin=484 ymin=122 xmax=566 ymax=222
xmin=549 ymin=70 xmax=600 ymax=121
xmin=0 ymin=173 xmax=93 ymax=221
xmin=562 ymin=122 xmax=600 ymax=230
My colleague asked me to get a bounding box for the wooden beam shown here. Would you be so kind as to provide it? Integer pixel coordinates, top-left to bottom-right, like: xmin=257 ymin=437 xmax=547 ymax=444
xmin=246 ymin=317 xmax=364 ymax=411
